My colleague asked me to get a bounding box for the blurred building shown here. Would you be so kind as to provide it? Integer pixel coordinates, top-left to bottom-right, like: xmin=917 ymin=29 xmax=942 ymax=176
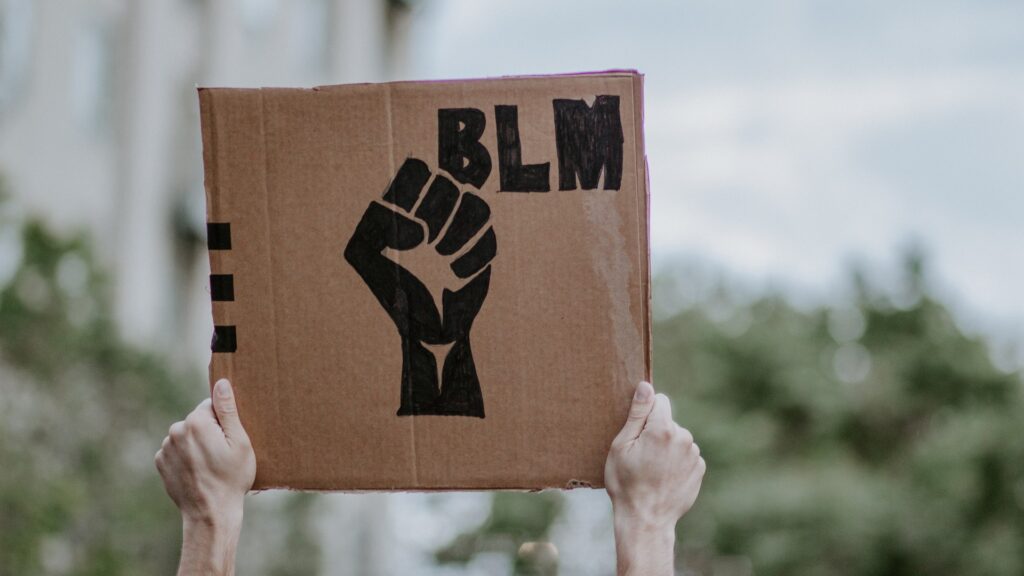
xmin=0 ymin=0 xmax=413 ymax=574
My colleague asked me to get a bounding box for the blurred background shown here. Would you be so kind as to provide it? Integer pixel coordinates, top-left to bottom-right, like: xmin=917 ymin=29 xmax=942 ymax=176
xmin=1 ymin=0 xmax=1021 ymax=574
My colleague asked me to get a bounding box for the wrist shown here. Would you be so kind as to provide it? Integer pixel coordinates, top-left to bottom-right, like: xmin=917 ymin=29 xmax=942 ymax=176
xmin=179 ymin=507 xmax=243 ymax=576
xmin=183 ymin=514 xmax=243 ymax=543
xmin=612 ymin=508 xmax=676 ymax=576
xmin=613 ymin=515 xmax=675 ymax=549
xmin=611 ymin=501 xmax=676 ymax=538
xmin=182 ymin=499 xmax=244 ymax=533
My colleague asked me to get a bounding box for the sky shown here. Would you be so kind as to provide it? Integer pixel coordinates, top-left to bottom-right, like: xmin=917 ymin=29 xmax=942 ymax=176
xmin=405 ymin=0 xmax=1024 ymax=367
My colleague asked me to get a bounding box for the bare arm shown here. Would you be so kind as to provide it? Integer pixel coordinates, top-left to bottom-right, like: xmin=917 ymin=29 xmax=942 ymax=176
xmin=155 ymin=379 xmax=256 ymax=576
xmin=605 ymin=382 xmax=706 ymax=576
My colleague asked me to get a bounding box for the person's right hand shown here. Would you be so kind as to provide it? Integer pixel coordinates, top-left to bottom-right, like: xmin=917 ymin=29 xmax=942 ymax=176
xmin=605 ymin=381 xmax=705 ymax=575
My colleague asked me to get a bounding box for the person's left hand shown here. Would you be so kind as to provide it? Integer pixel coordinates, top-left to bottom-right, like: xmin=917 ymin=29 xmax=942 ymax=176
xmin=155 ymin=378 xmax=255 ymax=528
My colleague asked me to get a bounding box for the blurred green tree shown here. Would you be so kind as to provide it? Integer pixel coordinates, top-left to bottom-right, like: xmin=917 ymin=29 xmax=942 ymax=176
xmin=0 ymin=192 xmax=323 ymax=575
xmin=0 ymin=211 xmax=194 ymax=573
xmin=660 ymin=253 xmax=1024 ymax=576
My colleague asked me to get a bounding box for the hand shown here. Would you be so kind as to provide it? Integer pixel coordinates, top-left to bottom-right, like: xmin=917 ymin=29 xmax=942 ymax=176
xmin=345 ymin=158 xmax=497 ymax=417
xmin=155 ymin=379 xmax=255 ymax=576
xmin=605 ymin=381 xmax=706 ymax=576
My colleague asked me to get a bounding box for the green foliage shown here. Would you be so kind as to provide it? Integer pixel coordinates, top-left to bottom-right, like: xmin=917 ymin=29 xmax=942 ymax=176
xmin=0 ymin=197 xmax=327 ymax=575
xmin=660 ymin=256 xmax=1024 ymax=575
xmin=0 ymin=207 xmax=196 ymax=574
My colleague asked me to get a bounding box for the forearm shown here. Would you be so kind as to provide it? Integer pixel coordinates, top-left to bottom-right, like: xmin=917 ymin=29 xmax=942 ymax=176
xmin=177 ymin=513 xmax=243 ymax=576
xmin=613 ymin=515 xmax=676 ymax=576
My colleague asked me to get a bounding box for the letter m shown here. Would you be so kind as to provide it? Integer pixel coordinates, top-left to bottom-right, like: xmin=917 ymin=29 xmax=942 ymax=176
xmin=553 ymin=95 xmax=625 ymax=191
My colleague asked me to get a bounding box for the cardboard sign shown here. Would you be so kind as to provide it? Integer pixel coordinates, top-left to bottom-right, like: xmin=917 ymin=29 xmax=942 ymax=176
xmin=199 ymin=71 xmax=650 ymax=490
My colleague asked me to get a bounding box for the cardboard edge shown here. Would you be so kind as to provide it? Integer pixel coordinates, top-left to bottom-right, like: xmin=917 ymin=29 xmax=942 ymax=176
xmin=631 ymin=74 xmax=653 ymax=382
xmin=198 ymin=74 xmax=648 ymax=491
xmin=195 ymin=70 xmax=644 ymax=95
xmin=251 ymin=482 xmax=604 ymax=493
xmin=198 ymin=88 xmax=230 ymax=395
xmin=199 ymin=87 xmax=289 ymax=490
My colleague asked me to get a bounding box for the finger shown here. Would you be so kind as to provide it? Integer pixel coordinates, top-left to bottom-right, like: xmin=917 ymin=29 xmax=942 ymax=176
xmin=414 ymin=174 xmax=459 ymax=242
xmin=212 ymin=379 xmax=247 ymax=443
xmin=675 ymin=425 xmax=694 ymax=446
xmin=451 ymin=227 xmax=496 ymax=279
xmin=382 ymin=158 xmax=430 ymax=212
xmin=168 ymin=421 xmax=187 ymax=444
xmin=642 ymin=393 xmax=674 ymax=434
xmin=440 ymin=266 xmax=491 ymax=340
xmin=680 ymin=457 xmax=706 ymax=500
xmin=186 ymin=399 xmax=222 ymax=438
xmin=614 ymin=381 xmax=656 ymax=443
xmin=352 ymin=202 xmax=424 ymax=252
xmin=195 ymin=398 xmax=215 ymax=419
xmin=185 ymin=398 xmax=213 ymax=425
xmin=683 ymin=457 xmax=707 ymax=490
xmin=436 ymin=192 xmax=490 ymax=256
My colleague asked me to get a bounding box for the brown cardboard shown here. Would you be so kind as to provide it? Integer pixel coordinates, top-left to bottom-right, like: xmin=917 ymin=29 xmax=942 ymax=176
xmin=199 ymin=71 xmax=650 ymax=490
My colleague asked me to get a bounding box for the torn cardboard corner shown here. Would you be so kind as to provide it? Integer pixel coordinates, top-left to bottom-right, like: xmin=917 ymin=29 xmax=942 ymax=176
xmin=199 ymin=71 xmax=651 ymax=491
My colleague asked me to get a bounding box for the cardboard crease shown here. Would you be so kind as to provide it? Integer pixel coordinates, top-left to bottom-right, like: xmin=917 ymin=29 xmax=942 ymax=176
xmin=258 ymin=89 xmax=290 ymax=486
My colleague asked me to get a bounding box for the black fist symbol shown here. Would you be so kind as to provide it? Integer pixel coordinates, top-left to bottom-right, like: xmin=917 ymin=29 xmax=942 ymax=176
xmin=345 ymin=158 xmax=497 ymax=417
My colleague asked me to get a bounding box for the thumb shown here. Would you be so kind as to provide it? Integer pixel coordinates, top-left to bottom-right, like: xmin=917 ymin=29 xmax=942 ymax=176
xmin=615 ymin=381 xmax=656 ymax=443
xmin=212 ymin=378 xmax=246 ymax=441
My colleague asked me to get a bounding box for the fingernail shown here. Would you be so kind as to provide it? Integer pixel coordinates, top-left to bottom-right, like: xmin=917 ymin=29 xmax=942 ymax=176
xmin=215 ymin=379 xmax=232 ymax=398
xmin=635 ymin=381 xmax=653 ymax=402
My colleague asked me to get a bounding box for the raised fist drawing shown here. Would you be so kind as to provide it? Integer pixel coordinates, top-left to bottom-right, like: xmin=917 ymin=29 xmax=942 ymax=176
xmin=345 ymin=158 xmax=497 ymax=418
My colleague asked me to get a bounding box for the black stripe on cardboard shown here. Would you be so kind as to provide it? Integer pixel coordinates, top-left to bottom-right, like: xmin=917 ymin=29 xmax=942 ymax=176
xmin=211 ymin=325 xmax=237 ymax=353
xmin=207 ymin=223 xmax=232 ymax=250
xmin=210 ymin=274 xmax=235 ymax=301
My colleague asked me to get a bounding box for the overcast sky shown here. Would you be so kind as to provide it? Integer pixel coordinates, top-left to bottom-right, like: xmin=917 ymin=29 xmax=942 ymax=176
xmin=406 ymin=0 xmax=1023 ymax=363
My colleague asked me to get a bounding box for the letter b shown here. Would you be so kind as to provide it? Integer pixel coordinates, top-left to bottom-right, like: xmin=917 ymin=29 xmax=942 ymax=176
xmin=438 ymin=108 xmax=492 ymax=188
